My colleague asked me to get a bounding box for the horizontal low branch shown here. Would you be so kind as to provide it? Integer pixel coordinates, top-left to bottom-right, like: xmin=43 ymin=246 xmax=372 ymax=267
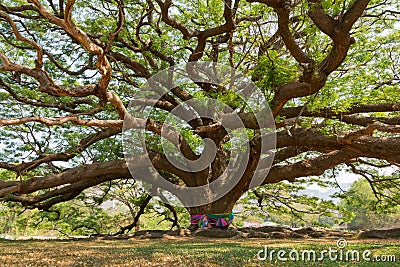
xmin=0 ymin=116 xmax=123 ymax=128
xmin=0 ymin=160 xmax=130 ymax=197
xmin=279 ymin=103 xmax=400 ymax=119
xmin=0 ymin=128 xmax=121 ymax=173
xmin=263 ymin=149 xmax=357 ymax=184
xmin=274 ymin=126 xmax=400 ymax=163
xmin=0 ymin=147 xmax=197 ymax=199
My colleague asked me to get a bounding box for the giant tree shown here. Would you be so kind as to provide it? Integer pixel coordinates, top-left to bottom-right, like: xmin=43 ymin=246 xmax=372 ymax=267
xmin=0 ymin=0 xmax=399 ymax=226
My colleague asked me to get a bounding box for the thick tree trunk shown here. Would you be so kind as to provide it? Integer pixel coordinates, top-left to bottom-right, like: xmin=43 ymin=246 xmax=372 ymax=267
xmin=186 ymin=192 xmax=241 ymax=231
xmin=186 ymin=199 xmax=235 ymax=216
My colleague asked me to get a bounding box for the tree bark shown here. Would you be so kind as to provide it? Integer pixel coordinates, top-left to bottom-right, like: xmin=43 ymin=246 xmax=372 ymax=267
xmin=186 ymin=190 xmax=240 ymax=216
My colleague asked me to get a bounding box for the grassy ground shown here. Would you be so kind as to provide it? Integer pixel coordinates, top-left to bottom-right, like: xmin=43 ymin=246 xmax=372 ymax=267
xmin=0 ymin=237 xmax=399 ymax=266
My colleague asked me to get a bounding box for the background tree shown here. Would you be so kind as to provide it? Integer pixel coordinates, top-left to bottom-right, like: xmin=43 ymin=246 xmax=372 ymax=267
xmin=0 ymin=0 xmax=399 ymax=227
xmin=339 ymin=178 xmax=400 ymax=230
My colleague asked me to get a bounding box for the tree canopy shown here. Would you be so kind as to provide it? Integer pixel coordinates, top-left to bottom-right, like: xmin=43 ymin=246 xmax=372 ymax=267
xmin=0 ymin=0 xmax=399 ymax=226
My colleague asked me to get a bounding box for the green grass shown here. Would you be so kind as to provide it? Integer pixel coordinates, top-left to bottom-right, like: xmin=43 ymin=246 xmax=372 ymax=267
xmin=0 ymin=238 xmax=399 ymax=266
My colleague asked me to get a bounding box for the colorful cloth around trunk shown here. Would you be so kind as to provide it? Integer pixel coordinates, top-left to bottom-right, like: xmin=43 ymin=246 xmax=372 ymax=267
xmin=190 ymin=212 xmax=234 ymax=229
